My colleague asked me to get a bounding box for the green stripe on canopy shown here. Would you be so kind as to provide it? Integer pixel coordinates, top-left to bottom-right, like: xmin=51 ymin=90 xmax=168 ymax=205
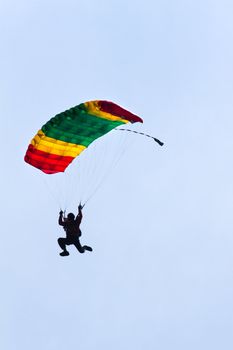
xmin=41 ymin=108 xmax=125 ymax=147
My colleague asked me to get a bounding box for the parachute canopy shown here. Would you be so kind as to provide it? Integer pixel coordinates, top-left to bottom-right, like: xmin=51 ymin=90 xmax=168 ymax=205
xmin=24 ymin=100 xmax=143 ymax=174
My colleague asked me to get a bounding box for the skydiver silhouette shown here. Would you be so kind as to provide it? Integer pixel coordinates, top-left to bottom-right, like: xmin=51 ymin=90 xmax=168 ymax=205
xmin=58 ymin=204 xmax=93 ymax=256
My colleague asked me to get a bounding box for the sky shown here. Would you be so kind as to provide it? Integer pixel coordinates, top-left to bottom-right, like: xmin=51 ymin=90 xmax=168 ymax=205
xmin=1 ymin=0 xmax=233 ymax=349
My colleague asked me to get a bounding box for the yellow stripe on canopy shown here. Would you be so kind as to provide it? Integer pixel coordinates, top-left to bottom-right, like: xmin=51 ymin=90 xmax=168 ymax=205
xmin=31 ymin=130 xmax=86 ymax=157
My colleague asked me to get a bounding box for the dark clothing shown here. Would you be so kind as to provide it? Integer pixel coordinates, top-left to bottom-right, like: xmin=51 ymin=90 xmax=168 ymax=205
xmin=58 ymin=237 xmax=85 ymax=253
xmin=59 ymin=211 xmax=82 ymax=239
xmin=58 ymin=208 xmax=92 ymax=254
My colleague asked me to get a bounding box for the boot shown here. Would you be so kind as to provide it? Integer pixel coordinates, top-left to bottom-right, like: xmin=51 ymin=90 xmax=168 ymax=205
xmin=60 ymin=250 xmax=69 ymax=256
xmin=83 ymin=245 xmax=93 ymax=252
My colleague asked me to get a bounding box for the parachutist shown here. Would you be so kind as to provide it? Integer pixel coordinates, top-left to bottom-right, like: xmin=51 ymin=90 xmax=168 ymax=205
xmin=58 ymin=204 xmax=92 ymax=256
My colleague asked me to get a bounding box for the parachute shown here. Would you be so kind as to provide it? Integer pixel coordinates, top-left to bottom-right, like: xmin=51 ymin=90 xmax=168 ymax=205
xmin=24 ymin=100 xmax=143 ymax=174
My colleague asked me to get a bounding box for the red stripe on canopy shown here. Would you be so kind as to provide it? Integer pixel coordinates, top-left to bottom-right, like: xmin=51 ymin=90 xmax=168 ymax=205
xmin=24 ymin=144 xmax=75 ymax=174
xmin=98 ymin=101 xmax=143 ymax=123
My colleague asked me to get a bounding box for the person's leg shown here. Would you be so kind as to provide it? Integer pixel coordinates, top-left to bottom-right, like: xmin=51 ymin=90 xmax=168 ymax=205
xmin=58 ymin=238 xmax=69 ymax=256
xmin=73 ymin=238 xmax=85 ymax=253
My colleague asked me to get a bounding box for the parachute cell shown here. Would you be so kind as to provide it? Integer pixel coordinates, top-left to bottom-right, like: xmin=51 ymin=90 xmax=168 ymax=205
xmin=24 ymin=100 xmax=143 ymax=174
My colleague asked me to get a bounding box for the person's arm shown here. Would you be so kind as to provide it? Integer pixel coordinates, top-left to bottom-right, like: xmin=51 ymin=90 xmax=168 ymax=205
xmin=76 ymin=204 xmax=83 ymax=225
xmin=58 ymin=210 xmax=65 ymax=226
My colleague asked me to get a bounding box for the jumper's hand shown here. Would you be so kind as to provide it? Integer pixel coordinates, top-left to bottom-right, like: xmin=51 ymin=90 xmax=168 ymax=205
xmin=59 ymin=210 xmax=63 ymax=215
xmin=78 ymin=203 xmax=83 ymax=210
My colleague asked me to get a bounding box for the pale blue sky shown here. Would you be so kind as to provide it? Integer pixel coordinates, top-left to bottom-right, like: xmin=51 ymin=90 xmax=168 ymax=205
xmin=1 ymin=1 xmax=233 ymax=349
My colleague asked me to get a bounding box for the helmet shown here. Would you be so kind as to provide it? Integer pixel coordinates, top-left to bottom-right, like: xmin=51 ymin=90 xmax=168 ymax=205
xmin=67 ymin=213 xmax=75 ymax=220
